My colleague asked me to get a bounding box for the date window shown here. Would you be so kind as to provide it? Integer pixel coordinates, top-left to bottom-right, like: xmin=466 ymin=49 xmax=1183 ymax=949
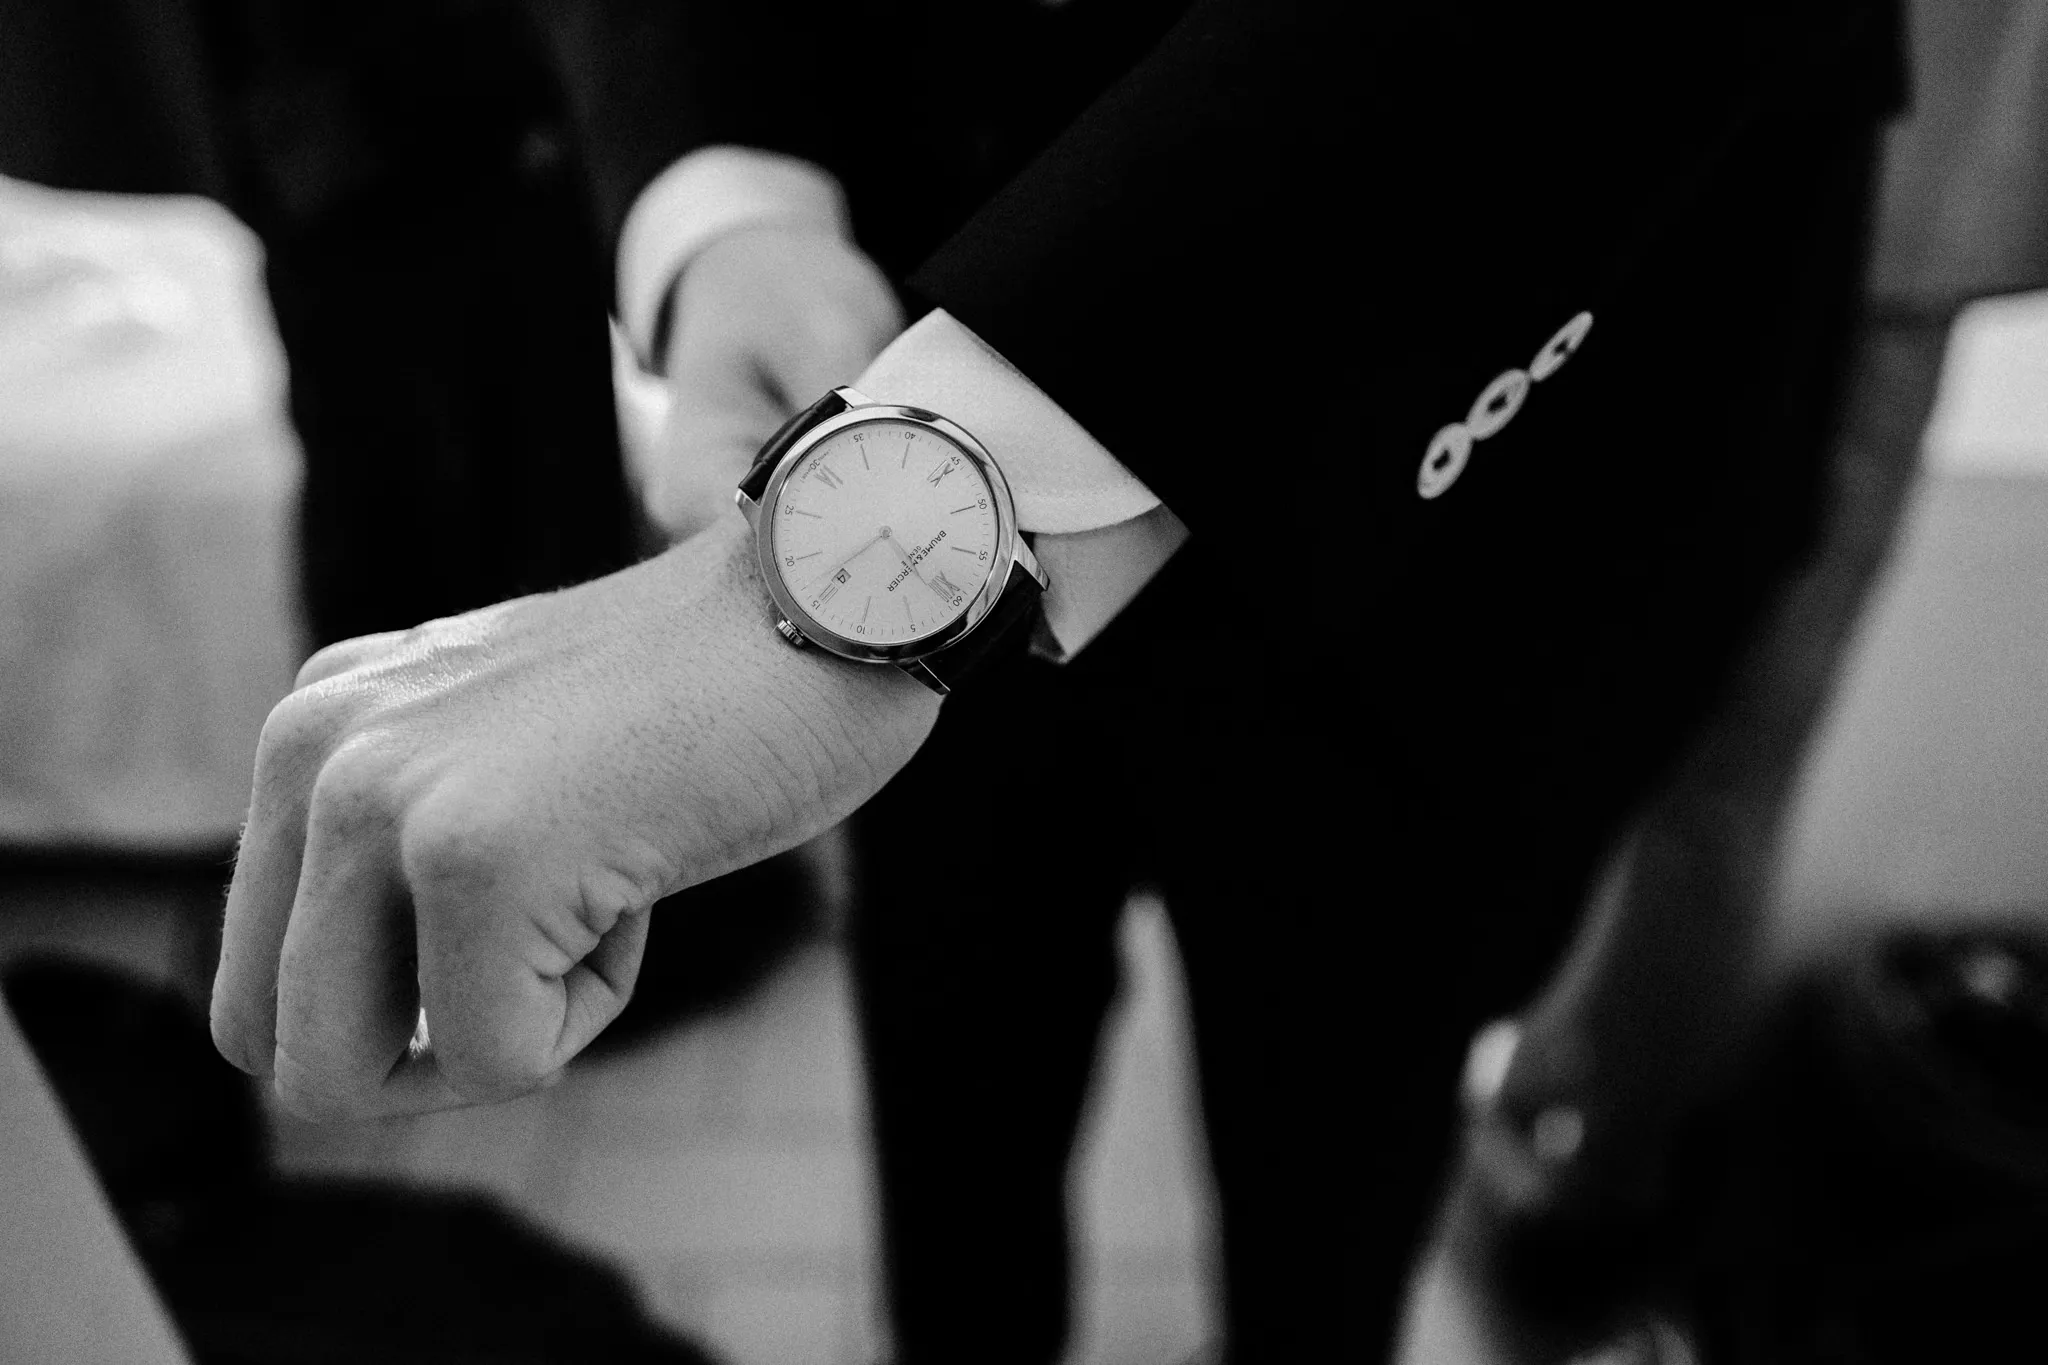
xmin=818 ymin=568 xmax=850 ymax=609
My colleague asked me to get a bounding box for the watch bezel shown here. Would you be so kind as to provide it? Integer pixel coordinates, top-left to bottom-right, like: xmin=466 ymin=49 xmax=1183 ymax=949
xmin=749 ymin=404 xmax=1025 ymax=666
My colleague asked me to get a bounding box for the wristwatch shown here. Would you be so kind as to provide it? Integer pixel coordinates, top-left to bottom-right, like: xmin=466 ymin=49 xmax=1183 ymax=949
xmin=735 ymin=386 xmax=1049 ymax=695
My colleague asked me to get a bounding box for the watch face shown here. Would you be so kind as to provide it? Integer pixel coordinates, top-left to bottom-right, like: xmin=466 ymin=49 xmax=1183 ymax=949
xmin=769 ymin=418 xmax=1002 ymax=648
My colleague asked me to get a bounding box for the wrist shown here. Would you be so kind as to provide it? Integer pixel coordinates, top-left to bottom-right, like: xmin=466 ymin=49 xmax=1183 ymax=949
xmin=649 ymin=513 xmax=941 ymax=810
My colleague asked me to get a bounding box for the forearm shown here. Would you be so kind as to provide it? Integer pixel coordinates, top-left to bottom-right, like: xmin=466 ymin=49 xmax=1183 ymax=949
xmin=214 ymin=509 xmax=941 ymax=1116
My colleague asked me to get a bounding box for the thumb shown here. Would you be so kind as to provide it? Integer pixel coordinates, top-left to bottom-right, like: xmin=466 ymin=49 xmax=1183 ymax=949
xmin=756 ymin=266 xmax=905 ymax=409
xmin=656 ymin=395 xmax=782 ymax=543
xmin=742 ymin=226 xmax=904 ymax=408
xmin=403 ymin=792 xmax=652 ymax=1102
xmin=657 ymin=304 xmax=787 ymax=540
xmin=655 ymin=229 xmax=904 ymax=541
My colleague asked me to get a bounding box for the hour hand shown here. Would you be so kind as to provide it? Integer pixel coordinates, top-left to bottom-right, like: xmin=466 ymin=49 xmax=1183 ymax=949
xmin=810 ymin=526 xmax=891 ymax=593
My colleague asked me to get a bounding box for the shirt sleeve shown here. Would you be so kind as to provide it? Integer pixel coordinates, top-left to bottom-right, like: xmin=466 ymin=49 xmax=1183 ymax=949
xmin=615 ymin=146 xmax=850 ymax=366
xmin=853 ymin=310 xmax=1189 ymax=659
xmin=616 ymin=151 xmax=1189 ymax=659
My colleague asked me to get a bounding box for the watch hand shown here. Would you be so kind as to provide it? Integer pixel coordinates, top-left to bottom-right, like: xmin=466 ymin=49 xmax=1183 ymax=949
xmin=809 ymin=527 xmax=892 ymax=593
xmin=886 ymin=535 xmax=936 ymax=594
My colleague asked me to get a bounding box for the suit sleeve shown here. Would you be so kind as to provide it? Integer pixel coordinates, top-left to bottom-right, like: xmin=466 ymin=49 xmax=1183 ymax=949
xmin=524 ymin=0 xmax=848 ymax=264
xmin=901 ymin=0 xmax=1367 ymax=534
xmin=903 ymin=0 xmax=1905 ymax=538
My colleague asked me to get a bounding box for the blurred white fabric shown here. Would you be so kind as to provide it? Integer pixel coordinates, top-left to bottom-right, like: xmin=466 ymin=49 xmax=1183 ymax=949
xmin=1923 ymin=289 xmax=2048 ymax=474
xmin=0 ymin=174 xmax=302 ymax=851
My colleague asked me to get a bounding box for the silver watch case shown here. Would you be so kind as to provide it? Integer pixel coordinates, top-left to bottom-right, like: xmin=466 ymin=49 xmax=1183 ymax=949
xmin=735 ymin=387 xmax=1043 ymax=668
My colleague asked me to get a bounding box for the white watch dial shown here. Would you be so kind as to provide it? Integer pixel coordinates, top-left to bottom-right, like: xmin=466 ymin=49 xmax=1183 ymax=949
xmin=770 ymin=419 xmax=1001 ymax=646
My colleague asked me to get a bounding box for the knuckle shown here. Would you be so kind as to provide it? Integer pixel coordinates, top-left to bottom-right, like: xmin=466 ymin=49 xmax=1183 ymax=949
xmin=305 ymin=736 xmax=396 ymax=837
xmin=292 ymin=655 xmax=331 ymax=692
xmin=254 ymin=686 xmax=348 ymax=777
xmin=293 ymin=639 xmax=362 ymax=690
xmin=253 ymin=693 xmax=317 ymax=765
xmin=399 ymin=796 xmax=516 ymax=898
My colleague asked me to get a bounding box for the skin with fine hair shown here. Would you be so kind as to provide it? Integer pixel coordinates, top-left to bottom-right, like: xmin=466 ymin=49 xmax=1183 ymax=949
xmin=210 ymin=517 xmax=938 ymax=1118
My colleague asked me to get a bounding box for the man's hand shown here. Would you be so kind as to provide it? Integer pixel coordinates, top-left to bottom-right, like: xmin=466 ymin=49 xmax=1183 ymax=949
xmin=648 ymin=224 xmax=903 ymax=540
xmin=210 ymin=518 xmax=940 ymax=1119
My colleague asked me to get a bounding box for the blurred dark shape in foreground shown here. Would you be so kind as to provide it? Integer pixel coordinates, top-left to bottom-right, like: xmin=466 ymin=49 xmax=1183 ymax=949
xmin=4 ymin=955 xmax=715 ymax=1365
xmin=1684 ymin=922 xmax=2048 ymax=1363
xmin=1469 ymin=918 xmax=2048 ymax=1364
xmin=594 ymin=848 xmax=824 ymax=1056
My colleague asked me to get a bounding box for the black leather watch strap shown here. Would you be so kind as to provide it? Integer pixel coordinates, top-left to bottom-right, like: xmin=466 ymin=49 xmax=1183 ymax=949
xmin=737 ymin=389 xmax=850 ymax=505
xmin=907 ymin=555 xmax=1045 ymax=694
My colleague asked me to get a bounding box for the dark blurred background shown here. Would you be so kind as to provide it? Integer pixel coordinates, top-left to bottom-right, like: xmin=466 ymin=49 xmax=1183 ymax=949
xmin=0 ymin=0 xmax=637 ymax=646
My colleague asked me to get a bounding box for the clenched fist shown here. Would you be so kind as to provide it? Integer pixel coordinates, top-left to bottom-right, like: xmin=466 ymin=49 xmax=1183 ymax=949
xmin=211 ymin=518 xmax=939 ymax=1118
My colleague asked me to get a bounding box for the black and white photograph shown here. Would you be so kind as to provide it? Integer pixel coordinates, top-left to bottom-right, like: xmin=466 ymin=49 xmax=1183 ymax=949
xmin=4 ymin=1 xmax=2047 ymax=1361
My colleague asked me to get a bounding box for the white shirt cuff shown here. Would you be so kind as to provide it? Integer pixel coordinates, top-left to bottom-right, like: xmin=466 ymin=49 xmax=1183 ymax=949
xmin=616 ymin=146 xmax=850 ymax=365
xmin=1026 ymin=505 xmax=1190 ymax=661
xmin=853 ymin=310 xmax=1189 ymax=658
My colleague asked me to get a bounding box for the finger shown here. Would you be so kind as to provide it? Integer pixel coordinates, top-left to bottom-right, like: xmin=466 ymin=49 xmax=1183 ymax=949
xmin=667 ymin=292 xmax=785 ymax=425
xmin=650 ymin=406 xmax=778 ymax=540
xmin=295 ymin=630 xmax=409 ymax=689
xmin=568 ymin=903 xmax=652 ymax=1051
xmin=730 ymin=230 xmax=901 ymax=405
xmin=659 ymin=310 xmax=789 ymax=538
xmin=211 ymin=694 xmax=332 ymax=1077
xmin=404 ymin=802 xmax=650 ymax=1102
xmin=758 ymin=286 xmax=900 ymax=411
xmin=270 ymin=742 xmax=467 ymax=1118
xmin=656 ymin=235 xmax=900 ymax=540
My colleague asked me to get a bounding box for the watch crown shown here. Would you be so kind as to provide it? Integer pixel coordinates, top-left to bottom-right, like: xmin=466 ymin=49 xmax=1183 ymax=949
xmin=774 ymin=618 xmax=809 ymax=648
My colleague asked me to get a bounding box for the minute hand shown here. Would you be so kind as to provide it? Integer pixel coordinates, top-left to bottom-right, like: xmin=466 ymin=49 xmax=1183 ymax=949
xmin=887 ymin=534 xmax=937 ymax=593
xmin=808 ymin=527 xmax=891 ymax=594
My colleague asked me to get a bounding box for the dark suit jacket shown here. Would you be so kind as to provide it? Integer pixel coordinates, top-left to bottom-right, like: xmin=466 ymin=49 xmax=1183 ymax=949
xmin=554 ymin=0 xmax=1906 ymax=995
